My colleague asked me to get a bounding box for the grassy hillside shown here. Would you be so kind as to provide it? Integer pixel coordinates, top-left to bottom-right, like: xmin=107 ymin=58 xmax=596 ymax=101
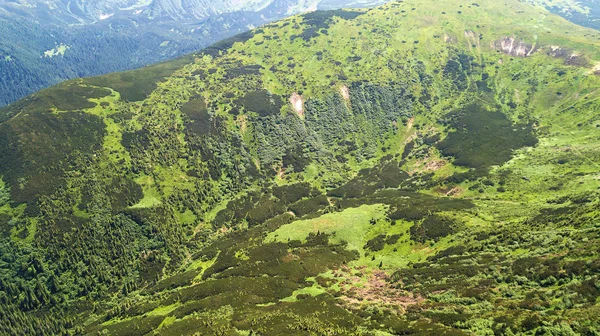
xmin=1 ymin=0 xmax=600 ymax=334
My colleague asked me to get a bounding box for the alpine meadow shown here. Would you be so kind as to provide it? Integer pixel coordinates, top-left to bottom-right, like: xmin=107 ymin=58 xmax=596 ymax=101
xmin=1 ymin=0 xmax=600 ymax=335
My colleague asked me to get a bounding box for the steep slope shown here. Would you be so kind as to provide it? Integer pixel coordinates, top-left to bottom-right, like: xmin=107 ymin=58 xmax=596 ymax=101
xmin=1 ymin=0 xmax=600 ymax=335
xmin=0 ymin=0 xmax=387 ymax=108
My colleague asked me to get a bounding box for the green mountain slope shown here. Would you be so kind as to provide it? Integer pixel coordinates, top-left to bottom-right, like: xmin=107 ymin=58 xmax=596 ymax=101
xmin=1 ymin=1 xmax=600 ymax=335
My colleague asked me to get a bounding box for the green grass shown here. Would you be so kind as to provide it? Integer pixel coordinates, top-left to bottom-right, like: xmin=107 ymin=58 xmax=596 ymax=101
xmin=267 ymin=204 xmax=387 ymax=251
xmin=280 ymin=284 xmax=327 ymax=302
xmin=267 ymin=204 xmax=439 ymax=269
xmin=130 ymin=177 xmax=162 ymax=208
xmin=146 ymin=303 xmax=180 ymax=316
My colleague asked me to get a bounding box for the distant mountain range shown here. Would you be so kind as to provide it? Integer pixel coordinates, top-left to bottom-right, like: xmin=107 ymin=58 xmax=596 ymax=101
xmin=0 ymin=0 xmax=386 ymax=107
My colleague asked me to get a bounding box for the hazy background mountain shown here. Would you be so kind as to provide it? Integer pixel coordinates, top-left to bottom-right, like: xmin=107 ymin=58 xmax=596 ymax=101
xmin=529 ymin=0 xmax=600 ymax=29
xmin=0 ymin=0 xmax=387 ymax=107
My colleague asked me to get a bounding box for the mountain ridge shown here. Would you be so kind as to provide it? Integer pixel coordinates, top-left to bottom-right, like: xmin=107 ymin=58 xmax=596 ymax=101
xmin=1 ymin=0 xmax=600 ymax=334
xmin=0 ymin=0 xmax=388 ymax=108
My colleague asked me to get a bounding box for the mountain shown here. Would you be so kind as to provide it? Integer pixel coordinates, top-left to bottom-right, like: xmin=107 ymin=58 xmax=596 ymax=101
xmin=1 ymin=0 xmax=600 ymax=334
xmin=0 ymin=0 xmax=387 ymax=108
xmin=529 ymin=0 xmax=600 ymax=31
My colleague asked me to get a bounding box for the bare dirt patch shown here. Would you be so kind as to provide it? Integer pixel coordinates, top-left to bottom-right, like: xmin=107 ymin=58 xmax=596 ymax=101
xmin=290 ymin=92 xmax=305 ymax=117
xmin=236 ymin=114 xmax=248 ymax=133
xmin=590 ymin=61 xmax=600 ymax=75
xmin=403 ymin=117 xmax=416 ymax=144
xmin=424 ymin=158 xmax=447 ymax=171
xmin=444 ymin=33 xmax=456 ymax=44
xmin=411 ymin=154 xmax=447 ymax=175
xmin=431 ymin=185 xmax=465 ymax=197
xmin=282 ymin=253 xmax=300 ymax=263
xmin=277 ymin=166 xmax=286 ymax=180
xmin=332 ymin=266 xmax=423 ymax=310
xmin=340 ymin=85 xmax=350 ymax=101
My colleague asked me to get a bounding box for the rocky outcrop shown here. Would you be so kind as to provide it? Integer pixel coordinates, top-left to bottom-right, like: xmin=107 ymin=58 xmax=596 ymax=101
xmin=545 ymin=46 xmax=589 ymax=67
xmin=492 ymin=37 xmax=535 ymax=57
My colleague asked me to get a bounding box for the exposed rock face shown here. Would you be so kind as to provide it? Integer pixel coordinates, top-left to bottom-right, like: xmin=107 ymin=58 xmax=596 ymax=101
xmin=493 ymin=37 xmax=535 ymax=57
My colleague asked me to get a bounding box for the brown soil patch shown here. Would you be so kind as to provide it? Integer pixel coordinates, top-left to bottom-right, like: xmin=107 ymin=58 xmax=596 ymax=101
xmin=410 ymin=155 xmax=447 ymax=175
xmin=433 ymin=185 xmax=463 ymax=197
xmin=282 ymin=253 xmax=300 ymax=263
xmin=406 ymin=117 xmax=414 ymax=131
xmin=403 ymin=117 xmax=416 ymax=145
xmin=445 ymin=186 xmax=464 ymax=197
xmin=424 ymin=158 xmax=446 ymax=171
xmin=340 ymin=85 xmax=350 ymax=101
xmin=290 ymin=92 xmax=305 ymax=117
xmin=236 ymin=114 xmax=248 ymax=133
xmin=332 ymin=266 xmax=423 ymax=310
xmin=277 ymin=167 xmax=286 ymax=180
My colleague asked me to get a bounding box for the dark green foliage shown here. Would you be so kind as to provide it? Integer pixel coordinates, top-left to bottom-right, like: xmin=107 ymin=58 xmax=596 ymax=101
xmin=246 ymin=198 xmax=288 ymax=227
xmin=292 ymin=10 xmax=365 ymax=41
xmin=429 ymin=246 xmax=467 ymax=261
xmin=97 ymin=315 xmax=164 ymax=336
xmin=364 ymin=234 xmax=386 ymax=251
xmin=109 ymin=177 xmax=144 ymax=210
xmin=201 ymin=31 xmax=255 ymax=57
xmin=0 ymin=111 xmax=105 ymax=204
xmin=235 ymin=90 xmax=284 ymax=117
xmin=443 ymin=52 xmax=474 ymax=91
xmin=376 ymin=190 xmax=473 ymax=221
xmin=213 ymin=184 xmax=316 ymax=228
xmin=224 ymin=64 xmax=263 ymax=79
xmin=272 ymin=183 xmax=317 ymax=204
xmin=389 ymin=198 xmax=600 ymax=335
xmin=84 ymin=54 xmax=195 ymax=102
xmin=288 ymin=195 xmax=330 ymax=217
xmin=282 ymin=144 xmax=312 ymax=172
xmin=328 ymin=160 xmax=409 ymax=198
xmin=437 ymin=104 xmax=537 ymax=169
xmin=410 ymin=215 xmax=456 ymax=242
xmin=0 ymin=81 xmax=110 ymax=116
xmin=144 ymin=270 xmax=201 ymax=295
xmin=175 ymin=277 xmax=299 ymax=304
xmin=121 ymin=129 xmax=151 ymax=149
xmin=252 ymin=113 xmax=320 ymax=171
xmin=424 ymin=311 xmax=471 ymax=326
xmin=402 ymin=140 xmax=415 ymax=159
xmin=233 ymin=295 xmax=366 ymax=335
xmin=181 ymin=96 xmax=213 ymax=134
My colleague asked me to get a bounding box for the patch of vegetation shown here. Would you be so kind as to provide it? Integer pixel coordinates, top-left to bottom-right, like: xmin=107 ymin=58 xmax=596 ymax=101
xmin=410 ymin=214 xmax=456 ymax=242
xmin=291 ymin=10 xmax=365 ymax=41
xmin=84 ymin=54 xmax=194 ymax=101
xmin=181 ymin=96 xmax=213 ymax=134
xmin=235 ymin=89 xmax=284 ymax=117
xmin=437 ymin=104 xmax=537 ymax=169
xmin=2 ymin=1 xmax=600 ymax=334
xmin=0 ymin=111 xmax=105 ymax=204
